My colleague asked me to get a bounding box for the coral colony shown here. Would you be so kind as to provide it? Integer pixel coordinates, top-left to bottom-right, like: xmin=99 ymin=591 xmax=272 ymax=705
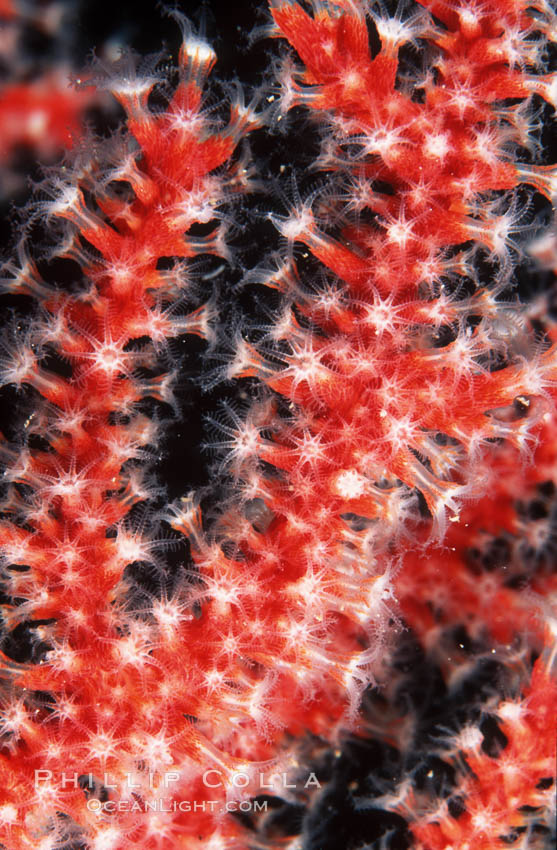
xmin=0 ymin=1 xmax=556 ymax=849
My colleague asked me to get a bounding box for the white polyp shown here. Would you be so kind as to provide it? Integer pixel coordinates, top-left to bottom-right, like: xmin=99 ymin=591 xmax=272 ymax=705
xmin=334 ymin=468 xmax=367 ymax=500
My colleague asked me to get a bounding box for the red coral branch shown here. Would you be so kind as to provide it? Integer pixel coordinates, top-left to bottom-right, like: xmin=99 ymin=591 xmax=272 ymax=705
xmin=0 ymin=2 xmax=555 ymax=848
